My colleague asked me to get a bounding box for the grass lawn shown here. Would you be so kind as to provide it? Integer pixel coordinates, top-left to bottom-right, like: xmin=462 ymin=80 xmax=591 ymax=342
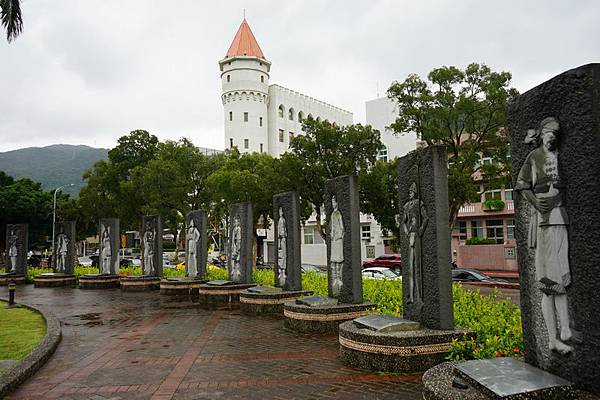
xmin=0 ymin=301 xmax=46 ymax=361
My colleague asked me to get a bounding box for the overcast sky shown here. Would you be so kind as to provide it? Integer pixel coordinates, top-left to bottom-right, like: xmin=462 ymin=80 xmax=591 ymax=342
xmin=1 ymin=0 xmax=598 ymax=151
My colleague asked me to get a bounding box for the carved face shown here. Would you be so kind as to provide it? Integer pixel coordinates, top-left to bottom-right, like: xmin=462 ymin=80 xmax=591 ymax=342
xmin=541 ymin=119 xmax=559 ymax=150
xmin=331 ymin=195 xmax=338 ymax=211
xmin=279 ymin=207 xmax=283 ymax=217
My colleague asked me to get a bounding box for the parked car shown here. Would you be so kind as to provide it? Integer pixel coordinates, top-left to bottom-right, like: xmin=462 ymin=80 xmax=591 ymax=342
xmin=78 ymin=256 xmax=93 ymax=267
xmin=119 ymin=258 xmax=135 ymax=268
xmin=301 ymin=263 xmax=326 ymax=274
xmin=362 ymin=267 xmax=401 ymax=281
xmin=451 ymin=268 xmax=507 ymax=284
xmin=27 ymin=254 xmax=43 ymax=268
xmin=362 ymin=254 xmax=402 ymax=271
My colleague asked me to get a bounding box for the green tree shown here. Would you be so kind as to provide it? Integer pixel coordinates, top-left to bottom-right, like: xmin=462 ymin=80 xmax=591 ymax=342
xmin=387 ymin=63 xmax=518 ymax=227
xmin=281 ymin=117 xmax=382 ymax=239
xmin=1 ymin=0 xmax=22 ymax=42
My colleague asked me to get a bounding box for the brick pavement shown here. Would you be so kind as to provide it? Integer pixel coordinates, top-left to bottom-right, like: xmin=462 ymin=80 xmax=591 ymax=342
xmin=0 ymin=285 xmax=423 ymax=399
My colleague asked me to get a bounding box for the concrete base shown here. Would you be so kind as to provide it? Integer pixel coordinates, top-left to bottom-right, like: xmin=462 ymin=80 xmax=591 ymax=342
xmin=33 ymin=273 xmax=76 ymax=288
xmin=240 ymin=289 xmax=313 ymax=315
xmin=78 ymin=274 xmax=121 ymax=289
xmin=422 ymin=361 xmax=599 ymax=400
xmin=339 ymin=320 xmax=475 ymax=373
xmin=198 ymin=282 xmax=256 ymax=310
xmin=120 ymin=276 xmax=161 ymax=292
xmin=0 ymin=274 xmax=26 ymax=286
xmin=283 ymin=301 xmax=374 ymax=334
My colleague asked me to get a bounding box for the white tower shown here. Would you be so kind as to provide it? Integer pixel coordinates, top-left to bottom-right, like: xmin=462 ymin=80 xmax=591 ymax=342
xmin=219 ymin=19 xmax=271 ymax=153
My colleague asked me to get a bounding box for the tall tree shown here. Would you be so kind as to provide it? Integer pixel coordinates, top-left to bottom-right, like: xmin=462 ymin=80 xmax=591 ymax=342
xmin=387 ymin=63 xmax=518 ymax=227
xmin=1 ymin=0 xmax=23 ymax=42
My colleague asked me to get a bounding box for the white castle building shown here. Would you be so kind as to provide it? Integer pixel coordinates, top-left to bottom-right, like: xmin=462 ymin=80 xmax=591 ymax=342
xmin=219 ymin=19 xmax=415 ymax=266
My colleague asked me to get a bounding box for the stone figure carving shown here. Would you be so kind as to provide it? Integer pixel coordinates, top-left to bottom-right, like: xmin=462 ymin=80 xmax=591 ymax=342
xmin=143 ymin=221 xmax=156 ymax=275
xmin=230 ymin=216 xmax=242 ymax=281
xmin=516 ymin=117 xmax=575 ymax=354
xmin=8 ymin=228 xmax=18 ymax=273
xmin=100 ymin=224 xmax=112 ymax=274
xmin=186 ymin=219 xmax=200 ymax=277
xmin=329 ymin=195 xmax=344 ymax=296
xmin=56 ymin=227 xmax=69 ymax=274
xmin=277 ymin=207 xmax=287 ymax=287
xmin=402 ymin=181 xmax=429 ymax=305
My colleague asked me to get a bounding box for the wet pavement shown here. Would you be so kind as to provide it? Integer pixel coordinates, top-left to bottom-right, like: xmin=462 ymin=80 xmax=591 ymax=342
xmin=0 ymin=285 xmax=423 ymax=399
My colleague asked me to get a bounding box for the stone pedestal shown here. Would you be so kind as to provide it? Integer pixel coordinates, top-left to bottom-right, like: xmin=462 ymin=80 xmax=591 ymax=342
xmin=160 ymin=278 xmax=205 ymax=296
xmin=198 ymin=281 xmax=256 ymax=310
xmin=33 ymin=273 xmax=76 ymax=288
xmin=240 ymin=286 xmax=313 ymax=315
xmin=120 ymin=275 xmax=161 ymax=292
xmin=0 ymin=273 xmax=26 ymax=286
xmin=78 ymin=274 xmax=121 ymax=289
xmin=422 ymin=360 xmax=599 ymax=400
xmin=338 ymin=316 xmax=474 ymax=373
xmin=283 ymin=296 xmax=374 ymax=334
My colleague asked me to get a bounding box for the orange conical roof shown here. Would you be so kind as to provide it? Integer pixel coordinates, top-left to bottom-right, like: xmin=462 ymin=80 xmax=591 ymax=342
xmin=225 ymin=18 xmax=265 ymax=59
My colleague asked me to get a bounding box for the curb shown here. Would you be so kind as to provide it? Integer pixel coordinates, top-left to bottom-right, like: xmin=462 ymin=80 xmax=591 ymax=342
xmin=0 ymin=300 xmax=62 ymax=398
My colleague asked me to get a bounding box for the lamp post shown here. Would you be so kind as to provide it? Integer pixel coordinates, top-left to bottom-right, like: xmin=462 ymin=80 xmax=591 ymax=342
xmin=51 ymin=183 xmax=74 ymax=268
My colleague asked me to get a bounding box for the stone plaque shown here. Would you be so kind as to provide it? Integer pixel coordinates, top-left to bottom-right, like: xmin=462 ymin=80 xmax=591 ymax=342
xmin=354 ymin=315 xmax=420 ymax=333
xmin=273 ymin=191 xmax=302 ymax=291
xmin=54 ymin=221 xmax=75 ymax=274
xmin=99 ymin=218 xmax=119 ymax=275
xmin=206 ymin=279 xmax=233 ymax=286
xmin=228 ymin=203 xmax=253 ymax=284
xmin=397 ymin=145 xmax=454 ymax=330
xmin=247 ymin=285 xmax=282 ymax=294
xmin=141 ymin=215 xmax=162 ymax=277
xmin=296 ymin=295 xmax=338 ymax=307
xmin=5 ymin=224 xmax=28 ymax=275
xmin=508 ymin=63 xmax=600 ymax=395
xmin=185 ymin=210 xmax=208 ymax=279
xmin=324 ymin=175 xmax=362 ymax=304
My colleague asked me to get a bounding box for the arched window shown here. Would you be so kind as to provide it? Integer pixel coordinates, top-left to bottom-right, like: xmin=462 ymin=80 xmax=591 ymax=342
xmin=298 ymin=111 xmax=305 ymax=122
xmin=227 ymin=75 xmax=230 ymax=82
xmin=261 ymin=75 xmax=264 ymax=83
xmin=307 ymin=114 xmax=313 ymax=120
xmin=278 ymin=105 xmax=285 ymax=118
xmin=316 ymin=117 xmax=321 ymax=123
xmin=288 ymin=108 xmax=295 ymax=121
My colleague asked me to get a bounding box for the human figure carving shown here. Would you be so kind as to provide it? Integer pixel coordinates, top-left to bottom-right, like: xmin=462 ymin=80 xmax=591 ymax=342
xmin=230 ymin=216 xmax=242 ymax=281
xmin=8 ymin=229 xmax=18 ymax=273
xmin=56 ymin=227 xmax=69 ymax=273
xmin=142 ymin=221 xmax=156 ymax=276
xmin=516 ymin=117 xmax=575 ymax=354
xmin=186 ymin=219 xmax=200 ymax=277
xmin=100 ymin=225 xmax=112 ymax=274
xmin=277 ymin=207 xmax=287 ymax=287
xmin=329 ymin=195 xmax=344 ymax=297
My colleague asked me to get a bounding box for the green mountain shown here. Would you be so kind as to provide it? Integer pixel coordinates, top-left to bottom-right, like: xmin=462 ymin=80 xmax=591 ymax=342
xmin=0 ymin=144 xmax=109 ymax=197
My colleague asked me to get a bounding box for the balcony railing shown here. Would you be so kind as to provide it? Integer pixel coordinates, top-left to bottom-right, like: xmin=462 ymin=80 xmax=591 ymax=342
xmin=458 ymin=201 xmax=514 ymax=216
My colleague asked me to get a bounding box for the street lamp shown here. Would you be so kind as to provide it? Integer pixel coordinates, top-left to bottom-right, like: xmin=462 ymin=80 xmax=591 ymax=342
xmin=51 ymin=183 xmax=75 ymax=268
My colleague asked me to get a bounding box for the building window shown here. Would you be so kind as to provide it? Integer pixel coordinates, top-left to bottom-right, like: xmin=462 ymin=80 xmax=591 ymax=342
xmin=279 ymin=129 xmax=284 ymax=143
xmin=506 ymin=218 xmax=515 ymax=240
xmin=260 ymin=143 xmax=263 ymax=153
xmin=298 ymin=111 xmax=304 ymax=122
xmin=457 ymin=221 xmax=467 ymax=242
xmin=486 ymin=219 xmax=504 ymax=244
xmin=289 ymin=132 xmax=294 ymax=142
xmin=278 ymin=105 xmax=285 ymax=118
xmin=304 ymin=228 xmax=314 ymax=244
xmin=229 ymin=138 xmax=234 ymax=149
xmin=229 ymin=111 xmax=232 ymax=121
xmin=484 ymin=185 xmax=502 ymax=201
xmin=243 ymin=112 xmax=248 ymax=122
xmin=261 ymin=75 xmax=264 ymax=83
xmin=227 ymin=75 xmax=230 ymax=82
xmin=288 ymin=108 xmax=294 ymax=121
xmin=377 ymin=146 xmax=388 ymax=162
xmin=259 ymin=117 xmax=263 ymax=127
xmin=481 ymin=156 xmax=493 ymax=166
xmin=471 ymin=220 xmax=483 ymax=239
xmin=504 ymin=182 xmax=513 ymax=201
xmin=361 ymin=225 xmax=371 ymax=240
xmin=504 ymin=247 xmax=516 ymax=259
xmin=244 ymin=139 xmax=249 ymax=149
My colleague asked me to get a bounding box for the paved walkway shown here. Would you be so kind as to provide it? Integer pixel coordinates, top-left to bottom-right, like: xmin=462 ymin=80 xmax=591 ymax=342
xmin=0 ymin=285 xmax=423 ymax=399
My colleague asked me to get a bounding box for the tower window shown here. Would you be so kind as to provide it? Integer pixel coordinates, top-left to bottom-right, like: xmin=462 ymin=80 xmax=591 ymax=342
xmin=279 ymin=129 xmax=284 ymax=143
xmin=261 ymin=75 xmax=264 ymax=83
xmin=278 ymin=105 xmax=285 ymax=118
xmin=260 ymin=143 xmax=263 ymax=153
xmin=244 ymin=112 xmax=248 ymax=122
xmin=298 ymin=111 xmax=304 ymax=122
xmin=288 ymin=108 xmax=294 ymax=121
xmin=244 ymin=139 xmax=249 ymax=149
xmin=259 ymin=117 xmax=263 ymax=127
xmin=289 ymin=132 xmax=294 ymax=142
xmin=229 ymin=111 xmax=233 ymax=121
xmin=227 ymin=75 xmax=231 ymax=82
xmin=229 ymin=138 xmax=234 ymax=148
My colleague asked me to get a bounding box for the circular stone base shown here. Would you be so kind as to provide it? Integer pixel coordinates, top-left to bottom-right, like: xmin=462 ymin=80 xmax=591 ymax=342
xmin=422 ymin=362 xmax=599 ymax=400
xmin=120 ymin=276 xmax=161 ymax=292
xmin=240 ymin=289 xmax=313 ymax=315
xmin=78 ymin=274 xmax=121 ymax=289
xmin=283 ymin=301 xmax=374 ymax=334
xmin=160 ymin=278 xmax=206 ymax=296
xmin=0 ymin=273 xmax=26 ymax=286
xmin=34 ymin=273 xmax=77 ymax=288
xmin=198 ymin=283 xmax=256 ymax=310
xmin=339 ymin=320 xmax=474 ymax=373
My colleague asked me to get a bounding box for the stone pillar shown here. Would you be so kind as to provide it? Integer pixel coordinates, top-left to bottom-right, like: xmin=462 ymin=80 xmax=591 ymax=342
xmin=507 ymin=63 xmax=600 ymax=395
xmin=5 ymin=224 xmax=28 ymax=275
xmin=273 ymin=191 xmax=302 ymax=291
xmin=141 ymin=215 xmax=162 ymax=277
xmin=54 ymin=221 xmax=76 ymax=274
xmin=324 ymin=175 xmax=362 ymax=304
xmin=396 ymin=145 xmax=454 ymax=330
xmin=228 ymin=203 xmax=253 ymax=284
xmin=99 ymin=218 xmax=120 ymax=275
xmin=185 ymin=210 xmax=208 ymax=279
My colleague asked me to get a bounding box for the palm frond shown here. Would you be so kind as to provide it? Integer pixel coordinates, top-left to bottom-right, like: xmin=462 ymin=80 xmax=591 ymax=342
xmin=1 ymin=0 xmax=23 ymax=42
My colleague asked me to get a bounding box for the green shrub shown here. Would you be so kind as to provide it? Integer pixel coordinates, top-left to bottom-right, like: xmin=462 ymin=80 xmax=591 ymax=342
xmin=483 ymin=198 xmax=505 ymax=210
xmin=25 ymin=267 xmax=52 ymax=283
xmin=162 ymin=241 xmax=177 ymax=251
xmin=465 ymin=237 xmax=498 ymax=245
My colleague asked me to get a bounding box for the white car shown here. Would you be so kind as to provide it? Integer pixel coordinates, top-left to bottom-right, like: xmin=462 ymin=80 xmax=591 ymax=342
xmin=362 ymin=267 xmax=401 ymax=281
xmin=78 ymin=256 xmax=93 ymax=267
